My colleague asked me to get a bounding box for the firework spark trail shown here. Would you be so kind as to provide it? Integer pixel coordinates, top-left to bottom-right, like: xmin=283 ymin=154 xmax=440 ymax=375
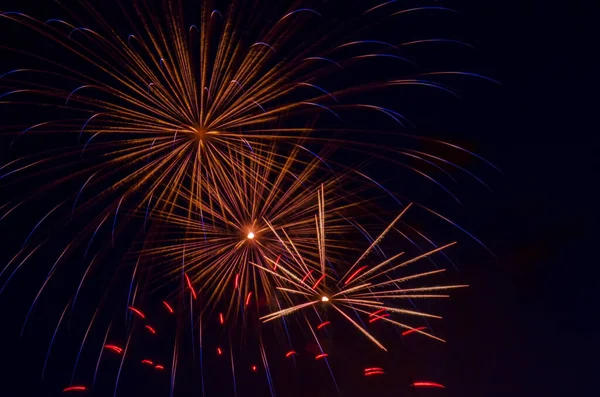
xmin=42 ymin=300 xmax=71 ymax=379
xmin=93 ymin=323 xmax=112 ymax=388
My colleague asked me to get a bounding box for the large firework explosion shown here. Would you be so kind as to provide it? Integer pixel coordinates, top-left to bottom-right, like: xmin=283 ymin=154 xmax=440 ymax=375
xmin=0 ymin=0 xmax=497 ymax=395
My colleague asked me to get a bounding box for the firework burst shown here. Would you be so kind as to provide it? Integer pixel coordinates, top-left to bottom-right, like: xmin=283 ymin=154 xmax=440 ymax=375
xmin=256 ymin=202 xmax=468 ymax=350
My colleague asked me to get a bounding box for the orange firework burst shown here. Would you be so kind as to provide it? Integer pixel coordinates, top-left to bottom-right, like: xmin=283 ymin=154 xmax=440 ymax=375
xmin=142 ymin=148 xmax=373 ymax=315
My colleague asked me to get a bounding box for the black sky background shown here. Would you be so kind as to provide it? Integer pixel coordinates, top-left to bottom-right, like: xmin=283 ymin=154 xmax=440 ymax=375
xmin=1 ymin=1 xmax=596 ymax=396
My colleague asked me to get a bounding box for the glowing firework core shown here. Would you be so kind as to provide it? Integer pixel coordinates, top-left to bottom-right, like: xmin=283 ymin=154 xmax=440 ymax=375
xmin=321 ymin=296 xmax=329 ymax=302
xmin=247 ymin=232 xmax=255 ymax=240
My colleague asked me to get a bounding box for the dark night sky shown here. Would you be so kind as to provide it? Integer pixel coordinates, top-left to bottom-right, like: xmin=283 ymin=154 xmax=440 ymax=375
xmin=1 ymin=1 xmax=596 ymax=396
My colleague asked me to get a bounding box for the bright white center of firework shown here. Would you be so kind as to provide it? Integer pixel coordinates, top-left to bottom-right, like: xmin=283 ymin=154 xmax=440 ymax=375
xmin=247 ymin=232 xmax=255 ymax=240
xmin=321 ymin=296 xmax=329 ymax=302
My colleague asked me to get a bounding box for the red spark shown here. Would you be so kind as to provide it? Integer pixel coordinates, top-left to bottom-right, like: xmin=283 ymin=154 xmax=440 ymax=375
xmin=344 ymin=265 xmax=368 ymax=285
xmin=364 ymin=371 xmax=385 ymax=376
xmin=301 ymin=270 xmax=314 ymax=283
xmin=145 ymin=325 xmax=156 ymax=334
xmin=245 ymin=292 xmax=253 ymax=306
xmin=217 ymin=347 xmax=223 ymax=355
xmin=364 ymin=367 xmax=385 ymax=376
xmin=273 ymin=254 xmax=281 ymax=271
xmin=412 ymin=382 xmax=446 ymax=388
xmin=63 ymin=386 xmax=87 ymax=392
xmin=369 ymin=308 xmax=386 ymax=317
xmin=184 ymin=273 xmax=197 ymax=300
xmin=104 ymin=345 xmax=123 ymax=354
xmin=311 ymin=274 xmax=326 ymax=290
xmin=368 ymin=313 xmax=390 ymax=323
xmin=127 ymin=306 xmax=146 ymax=319
xmin=285 ymin=351 xmax=297 ymax=358
xmin=234 ymin=273 xmax=239 ymax=289
xmin=402 ymin=326 xmax=427 ymax=336
xmin=162 ymin=301 xmax=174 ymax=314
xmin=251 ymin=365 xmax=257 ymax=372
xmin=317 ymin=321 xmax=331 ymax=329
xmin=315 ymin=353 xmax=328 ymax=360
xmin=141 ymin=359 xmax=154 ymax=365
xmin=155 ymin=365 xmax=164 ymax=370
xmin=219 ymin=312 xmax=224 ymax=324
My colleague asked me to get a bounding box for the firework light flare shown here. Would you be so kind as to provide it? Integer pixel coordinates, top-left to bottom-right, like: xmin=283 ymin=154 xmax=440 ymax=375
xmin=0 ymin=0 xmax=498 ymax=395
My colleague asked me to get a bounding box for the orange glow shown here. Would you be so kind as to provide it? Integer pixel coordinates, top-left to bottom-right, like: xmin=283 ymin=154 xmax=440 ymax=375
xmin=105 ymin=345 xmax=123 ymax=354
xmin=184 ymin=273 xmax=197 ymax=300
xmin=301 ymin=270 xmax=314 ymax=283
xmin=63 ymin=386 xmax=87 ymax=392
xmin=245 ymin=292 xmax=253 ymax=306
xmin=162 ymin=301 xmax=174 ymax=314
xmin=127 ymin=306 xmax=146 ymax=319
xmin=317 ymin=321 xmax=331 ymax=329
xmin=413 ymin=382 xmax=445 ymax=388
xmin=219 ymin=313 xmax=224 ymax=324
xmin=402 ymin=326 xmax=427 ymax=336
xmin=311 ymin=274 xmax=326 ymax=290
xmin=315 ymin=353 xmax=328 ymax=360
xmin=142 ymin=359 xmax=154 ymax=365
xmin=155 ymin=365 xmax=164 ymax=370
xmin=285 ymin=351 xmax=297 ymax=358
xmin=344 ymin=265 xmax=368 ymax=285
xmin=217 ymin=347 xmax=222 ymax=355
xmin=145 ymin=325 xmax=156 ymax=334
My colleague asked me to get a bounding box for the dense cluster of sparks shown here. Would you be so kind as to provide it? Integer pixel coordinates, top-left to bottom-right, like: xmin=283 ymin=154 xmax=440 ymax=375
xmin=0 ymin=0 xmax=497 ymax=395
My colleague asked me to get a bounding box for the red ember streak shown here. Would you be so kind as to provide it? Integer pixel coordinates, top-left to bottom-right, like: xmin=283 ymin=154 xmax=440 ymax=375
xmin=104 ymin=345 xmax=123 ymax=354
xmin=219 ymin=313 xmax=224 ymax=324
xmin=142 ymin=360 xmax=154 ymax=365
xmin=273 ymin=255 xmax=281 ymax=271
xmin=217 ymin=347 xmax=222 ymax=355
xmin=162 ymin=301 xmax=174 ymax=314
xmin=155 ymin=365 xmax=164 ymax=370
xmin=63 ymin=386 xmax=87 ymax=392
xmin=315 ymin=353 xmax=328 ymax=360
xmin=368 ymin=313 xmax=390 ymax=323
xmin=402 ymin=327 xmax=427 ymax=336
xmin=311 ymin=274 xmax=326 ymax=290
xmin=234 ymin=273 xmax=239 ymax=289
xmin=301 ymin=270 xmax=314 ymax=283
xmin=413 ymin=382 xmax=446 ymax=388
xmin=145 ymin=325 xmax=156 ymax=334
xmin=344 ymin=265 xmax=368 ymax=285
xmin=285 ymin=351 xmax=297 ymax=358
xmin=369 ymin=309 xmax=386 ymax=317
xmin=127 ymin=306 xmax=146 ymax=319
xmin=245 ymin=292 xmax=253 ymax=306
xmin=184 ymin=273 xmax=197 ymax=300
xmin=317 ymin=321 xmax=331 ymax=329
